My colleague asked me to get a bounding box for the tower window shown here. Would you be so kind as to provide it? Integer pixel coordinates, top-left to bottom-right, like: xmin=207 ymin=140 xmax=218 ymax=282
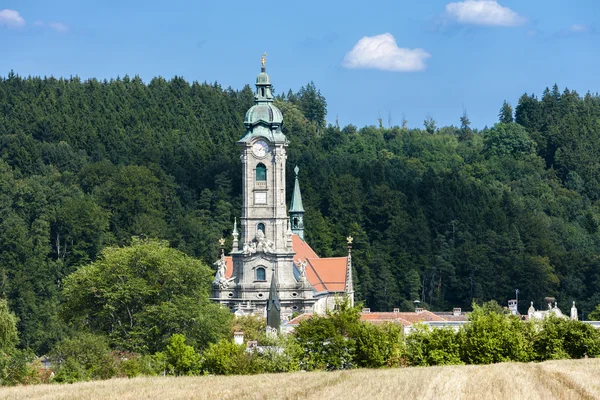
xmin=293 ymin=217 xmax=299 ymax=227
xmin=255 ymin=267 xmax=266 ymax=281
xmin=257 ymin=223 xmax=265 ymax=234
xmin=256 ymin=163 xmax=267 ymax=181
xmin=261 ymin=87 xmax=265 ymax=97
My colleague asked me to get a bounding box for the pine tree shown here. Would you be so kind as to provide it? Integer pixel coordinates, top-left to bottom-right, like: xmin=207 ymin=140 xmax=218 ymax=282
xmin=498 ymin=101 xmax=514 ymax=123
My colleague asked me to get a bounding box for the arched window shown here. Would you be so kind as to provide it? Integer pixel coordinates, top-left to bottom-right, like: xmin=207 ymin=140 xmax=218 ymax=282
xmin=257 ymin=223 xmax=265 ymax=234
xmin=256 ymin=267 xmax=266 ymax=281
xmin=256 ymin=163 xmax=267 ymax=181
xmin=261 ymin=87 xmax=265 ymax=97
xmin=293 ymin=217 xmax=299 ymax=227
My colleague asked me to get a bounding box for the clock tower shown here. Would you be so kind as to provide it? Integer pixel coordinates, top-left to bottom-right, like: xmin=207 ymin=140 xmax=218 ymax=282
xmin=212 ymin=55 xmax=316 ymax=316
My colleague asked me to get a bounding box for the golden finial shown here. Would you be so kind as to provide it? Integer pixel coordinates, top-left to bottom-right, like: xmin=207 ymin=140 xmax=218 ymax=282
xmin=219 ymin=238 xmax=225 ymax=247
xmin=346 ymin=235 xmax=354 ymax=245
xmin=261 ymin=52 xmax=267 ymax=68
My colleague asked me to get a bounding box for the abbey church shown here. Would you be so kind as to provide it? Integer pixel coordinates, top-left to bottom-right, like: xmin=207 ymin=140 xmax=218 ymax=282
xmin=212 ymin=58 xmax=354 ymax=319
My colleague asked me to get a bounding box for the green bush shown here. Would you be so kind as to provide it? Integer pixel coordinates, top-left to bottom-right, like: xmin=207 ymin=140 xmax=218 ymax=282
xmin=0 ymin=300 xmax=19 ymax=353
xmin=460 ymin=302 xmax=535 ymax=364
xmin=201 ymin=339 xmax=248 ymax=375
xmin=533 ymin=317 xmax=600 ymax=361
xmin=406 ymin=325 xmax=462 ymax=366
xmin=158 ymin=334 xmax=202 ymax=376
xmin=294 ymin=299 xmax=363 ymax=371
xmin=294 ymin=315 xmax=355 ymax=371
xmin=50 ymin=332 xmax=117 ymax=381
xmin=0 ymin=349 xmax=42 ymax=386
xmin=352 ymin=322 xmax=405 ymax=368
xmin=53 ymin=358 xmax=89 ymax=383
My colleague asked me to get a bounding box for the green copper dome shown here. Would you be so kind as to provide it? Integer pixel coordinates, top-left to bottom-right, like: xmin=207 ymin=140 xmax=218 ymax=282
xmin=256 ymin=72 xmax=271 ymax=85
xmin=239 ymin=55 xmax=287 ymax=143
xmin=244 ymin=103 xmax=283 ymax=127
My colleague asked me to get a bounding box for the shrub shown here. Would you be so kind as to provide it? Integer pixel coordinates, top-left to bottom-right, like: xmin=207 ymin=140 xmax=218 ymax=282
xmin=230 ymin=314 xmax=267 ymax=343
xmin=0 ymin=299 xmax=19 ymax=353
xmin=201 ymin=339 xmax=248 ymax=375
xmin=0 ymin=349 xmax=42 ymax=386
xmin=406 ymin=325 xmax=462 ymax=366
xmin=294 ymin=299 xmax=362 ymax=371
xmin=50 ymin=332 xmax=117 ymax=382
xmin=460 ymin=301 xmax=534 ymax=364
xmin=352 ymin=322 xmax=404 ymax=368
xmin=294 ymin=315 xmax=355 ymax=371
xmin=53 ymin=358 xmax=89 ymax=383
xmin=158 ymin=334 xmax=202 ymax=376
xmin=533 ymin=317 xmax=600 ymax=361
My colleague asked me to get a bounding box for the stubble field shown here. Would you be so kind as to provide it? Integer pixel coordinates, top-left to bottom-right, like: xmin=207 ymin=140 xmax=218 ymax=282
xmin=1 ymin=358 xmax=599 ymax=400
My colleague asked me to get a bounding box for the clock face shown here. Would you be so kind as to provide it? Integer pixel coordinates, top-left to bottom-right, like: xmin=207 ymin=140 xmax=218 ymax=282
xmin=252 ymin=140 xmax=270 ymax=157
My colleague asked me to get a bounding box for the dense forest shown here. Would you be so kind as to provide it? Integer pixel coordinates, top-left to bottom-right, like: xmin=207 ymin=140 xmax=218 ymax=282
xmin=1 ymin=71 xmax=600 ymax=354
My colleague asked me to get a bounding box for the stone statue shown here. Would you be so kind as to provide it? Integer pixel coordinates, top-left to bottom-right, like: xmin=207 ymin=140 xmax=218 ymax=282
xmin=213 ymin=251 xmax=235 ymax=289
xmin=253 ymin=230 xmax=275 ymax=254
xmin=261 ymin=52 xmax=267 ymax=67
xmin=297 ymin=259 xmax=307 ymax=281
xmin=214 ymin=252 xmax=227 ymax=281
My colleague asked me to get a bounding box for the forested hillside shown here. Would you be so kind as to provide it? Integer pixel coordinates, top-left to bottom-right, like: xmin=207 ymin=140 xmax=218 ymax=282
xmin=1 ymin=72 xmax=600 ymax=353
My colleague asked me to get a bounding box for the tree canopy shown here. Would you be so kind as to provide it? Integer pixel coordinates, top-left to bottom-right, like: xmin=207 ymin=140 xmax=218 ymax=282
xmin=62 ymin=238 xmax=231 ymax=352
xmin=1 ymin=73 xmax=600 ymax=354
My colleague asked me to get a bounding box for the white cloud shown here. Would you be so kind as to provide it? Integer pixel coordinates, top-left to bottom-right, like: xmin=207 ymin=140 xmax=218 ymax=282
xmin=0 ymin=9 xmax=25 ymax=28
xmin=569 ymin=24 xmax=590 ymax=33
xmin=33 ymin=20 xmax=69 ymax=33
xmin=49 ymin=22 xmax=68 ymax=33
xmin=445 ymin=0 xmax=525 ymax=27
xmin=342 ymin=33 xmax=431 ymax=72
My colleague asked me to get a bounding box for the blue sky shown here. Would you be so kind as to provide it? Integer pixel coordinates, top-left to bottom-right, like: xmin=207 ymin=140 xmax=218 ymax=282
xmin=1 ymin=0 xmax=599 ymax=129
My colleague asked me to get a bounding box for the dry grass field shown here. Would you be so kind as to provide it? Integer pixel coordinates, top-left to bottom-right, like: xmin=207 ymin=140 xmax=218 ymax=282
xmin=1 ymin=358 xmax=599 ymax=400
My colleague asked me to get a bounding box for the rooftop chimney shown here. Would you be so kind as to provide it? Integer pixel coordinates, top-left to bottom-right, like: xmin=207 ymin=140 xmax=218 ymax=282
xmin=453 ymin=308 xmax=461 ymax=316
xmin=393 ymin=308 xmax=400 ymax=313
xmin=362 ymin=308 xmax=371 ymax=313
xmin=508 ymin=299 xmax=518 ymax=315
xmin=415 ymin=307 xmax=424 ymax=314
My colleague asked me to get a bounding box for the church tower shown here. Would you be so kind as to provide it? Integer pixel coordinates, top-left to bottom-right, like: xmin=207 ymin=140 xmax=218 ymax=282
xmin=212 ymin=55 xmax=315 ymax=317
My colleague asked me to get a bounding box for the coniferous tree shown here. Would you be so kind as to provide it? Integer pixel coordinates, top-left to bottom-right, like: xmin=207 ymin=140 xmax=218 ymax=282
xmin=498 ymin=101 xmax=514 ymax=123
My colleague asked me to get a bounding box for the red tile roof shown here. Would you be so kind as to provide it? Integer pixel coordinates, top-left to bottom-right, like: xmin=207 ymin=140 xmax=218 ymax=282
xmin=292 ymin=234 xmax=319 ymax=259
xmin=305 ymin=257 xmax=348 ymax=293
xmin=286 ymin=313 xmax=314 ymax=326
xmin=292 ymin=234 xmax=348 ymax=294
xmin=285 ymin=310 xmax=456 ymax=328
xmin=360 ymin=311 xmax=446 ymax=325
xmin=432 ymin=312 xmax=470 ymax=322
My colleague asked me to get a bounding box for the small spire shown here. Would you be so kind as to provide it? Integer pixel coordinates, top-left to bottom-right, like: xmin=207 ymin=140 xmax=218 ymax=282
xmin=289 ymin=166 xmax=305 ymax=240
xmin=232 ymin=218 xmax=239 ymax=251
xmin=345 ymin=235 xmax=354 ymax=306
xmin=290 ymin=166 xmax=304 ymax=213
xmin=266 ymin=268 xmax=280 ymax=331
